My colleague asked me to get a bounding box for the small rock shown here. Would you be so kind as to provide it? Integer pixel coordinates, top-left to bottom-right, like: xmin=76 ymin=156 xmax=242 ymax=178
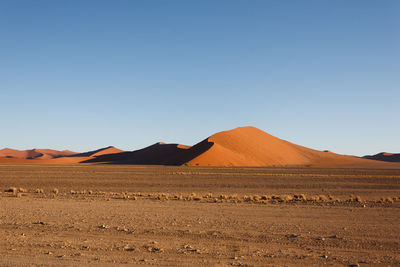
xmin=286 ymin=234 xmax=301 ymax=238
xmin=123 ymin=245 xmax=135 ymax=252
xmin=322 ymin=255 xmax=328 ymax=259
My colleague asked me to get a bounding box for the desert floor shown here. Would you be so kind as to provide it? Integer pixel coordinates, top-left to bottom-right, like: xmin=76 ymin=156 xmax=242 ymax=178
xmin=1 ymin=165 xmax=400 ymax=266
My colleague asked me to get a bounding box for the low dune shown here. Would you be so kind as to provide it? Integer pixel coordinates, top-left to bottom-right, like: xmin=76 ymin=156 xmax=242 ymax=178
xmin=0 ymin=148 xmax=77 ymax=159
xmin=363 ymin=152 xmax=400 ymax=162
xmin=83 ymin=143 xmax=191 ymax=165
xmin=0 ymin=147 xmax=124 ymax=164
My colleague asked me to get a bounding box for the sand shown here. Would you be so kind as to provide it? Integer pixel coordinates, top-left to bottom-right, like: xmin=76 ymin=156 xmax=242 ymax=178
xmin=1 ymin=127 xmax=399 ymax=168
xmin=1 ymin=164 xmax=399 ymax=266
xmin=82 ymin=126 xmax=400 ymax=168
xmin=0 ymin=148 xmax=77 ymax=159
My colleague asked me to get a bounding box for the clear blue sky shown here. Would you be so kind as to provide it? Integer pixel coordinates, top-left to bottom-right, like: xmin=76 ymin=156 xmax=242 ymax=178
xmin=0 ymin=0 xmax=399 ymax=156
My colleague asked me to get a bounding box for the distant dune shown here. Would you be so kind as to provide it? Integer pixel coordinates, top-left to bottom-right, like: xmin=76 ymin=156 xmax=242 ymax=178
xmin=0 ymin=148 xmax=77 ymax=160
xmin=0 ymin=146 xmax=125 ymax=164
xmin=82 ymin=126 xmax=400 ymax=168
xmin=1 ymin=127 xmax=399 ymax=167
xmin=363 ymin=152 xmax=400 ymax=162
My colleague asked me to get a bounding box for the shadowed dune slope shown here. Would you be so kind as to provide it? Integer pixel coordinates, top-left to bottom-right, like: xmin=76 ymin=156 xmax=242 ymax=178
xmin=363 ymin=152 xmax=400 ymax=162
xmin=0 ymin=148 xmax=77 ymax=159
xmin=83 ymin=143 xmax=196 ymax=165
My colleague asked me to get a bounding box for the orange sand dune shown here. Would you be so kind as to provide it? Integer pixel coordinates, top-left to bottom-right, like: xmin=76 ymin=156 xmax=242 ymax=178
xmin=1 ymin=127 xmax=399 ymax=168
xmin=0 ymin=146 xmax=123 ymax=164
xmin=182 ymin=127 xmax=400 ymax=167
xmin=69 ymin=146 xmax=124 ymax=158
xmin=0 ymin=148 xmax=77 ymax=159
xmin=179 ymin=126 xmax=394 ymax=167
xmin=0 ymin=156 xmax=90 ymax=165
xmin=82 ymin=126 xmax=400 ymax=168
xmin=363 ymin=152 xmax=400 ymax=162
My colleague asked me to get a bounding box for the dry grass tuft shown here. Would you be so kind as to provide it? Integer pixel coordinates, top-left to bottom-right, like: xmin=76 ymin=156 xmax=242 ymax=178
xmin=229 ymin=194 xmax=238 ymax=200
xmin=173 ymin=194 xmax=183 ymax=200
xmin=144 ymin=242 xmax=164 ymax=253
xmin=52 ymin=188 xmax=59 ymax=195
xmin=5 ymin=187 xmax=18 ymax=194
xmin=318 ymin=195 xmax=328 ymax=202
xmin=219 ymin=194 xmax=228 ymax=200
xmin=193 ymin=196 xmax=202 ymax=201
xmin=294 ymin=194 xmax=307 ymax=201
xmin=281 ymin=195 xmax=294 ymax=202
xmin=204 ymin=193 xmax=213 ymax=199
xmin=35 ymin=188 xmax=44 ymax=194
xmin=18 ymin=188 xmax=27 ymax=193
xmin=385 ymin=197 xmax=394 ymax=204
xmin=261 ymin=195 xmax=270 ymax=200
xmin=155 ymin=193 xmax=169 ymax=200
xmin=253 ymin=195 xmax=261 ymax=202
xmin=243 ymin=195 xmax=252 ymax=202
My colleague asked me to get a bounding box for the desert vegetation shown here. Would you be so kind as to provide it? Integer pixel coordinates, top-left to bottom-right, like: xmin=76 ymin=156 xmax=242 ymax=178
xmin=4 ymin=186 xmax=399 ymax=207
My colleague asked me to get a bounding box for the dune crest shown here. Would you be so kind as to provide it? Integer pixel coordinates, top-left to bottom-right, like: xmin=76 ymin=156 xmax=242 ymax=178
xmin=69 ymin=146 xmax=124 ymax=158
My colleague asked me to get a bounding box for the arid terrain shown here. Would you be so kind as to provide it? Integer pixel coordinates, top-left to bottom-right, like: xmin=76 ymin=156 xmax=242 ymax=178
xmin=1 ymin=164 xmax=399 ymax=266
